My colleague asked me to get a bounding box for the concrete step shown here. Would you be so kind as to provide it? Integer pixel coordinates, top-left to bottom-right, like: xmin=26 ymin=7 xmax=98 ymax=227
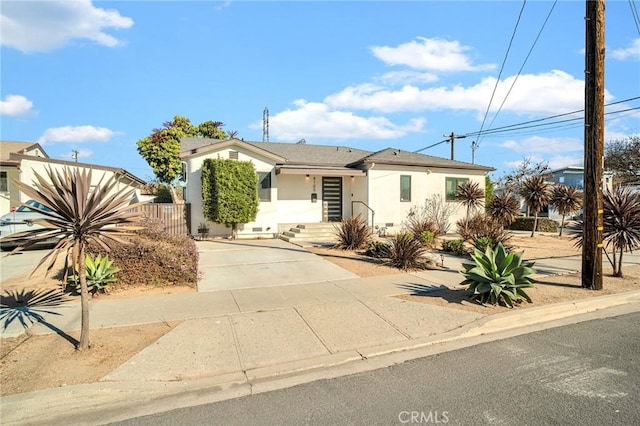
xmin=284 ymin=230 xmax=336 ymax=238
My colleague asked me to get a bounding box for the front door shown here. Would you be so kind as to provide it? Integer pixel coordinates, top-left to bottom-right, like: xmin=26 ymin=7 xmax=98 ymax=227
xmin=322 ymin=177 xmax=343 ymax=222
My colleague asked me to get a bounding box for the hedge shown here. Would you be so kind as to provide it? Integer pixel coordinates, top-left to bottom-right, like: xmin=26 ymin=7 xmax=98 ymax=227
xmin=507 ymin=217 xmax=559 ymax=233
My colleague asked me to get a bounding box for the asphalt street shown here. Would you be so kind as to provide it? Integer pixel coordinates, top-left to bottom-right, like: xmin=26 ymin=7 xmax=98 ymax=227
xmin=110 ymin=311 xmax=640 ymax=426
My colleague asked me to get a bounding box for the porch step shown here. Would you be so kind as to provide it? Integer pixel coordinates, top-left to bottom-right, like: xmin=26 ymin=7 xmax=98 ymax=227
xmin=279 ymin=223 xmax=339 ymax=247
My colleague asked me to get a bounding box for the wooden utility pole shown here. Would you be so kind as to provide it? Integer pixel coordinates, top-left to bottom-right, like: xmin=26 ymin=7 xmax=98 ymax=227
xmin=444 ymin=132 xmax=466 ymax=161
xmin=582 ymin=0 xmax=605 ymax=290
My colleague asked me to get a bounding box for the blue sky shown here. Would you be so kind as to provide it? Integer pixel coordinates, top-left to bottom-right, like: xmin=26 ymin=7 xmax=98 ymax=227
xmin=1 ymin=0 xmax=639 ymax=183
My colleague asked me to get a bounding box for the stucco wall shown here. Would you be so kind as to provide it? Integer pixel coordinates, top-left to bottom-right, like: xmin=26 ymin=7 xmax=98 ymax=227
xmin=367 ymin=165 xmax=486 ymax=234
xmin=19 ymin=159 xmax=142 ymax=204
xmin=184 ymin=146 xmax=280 ymax=238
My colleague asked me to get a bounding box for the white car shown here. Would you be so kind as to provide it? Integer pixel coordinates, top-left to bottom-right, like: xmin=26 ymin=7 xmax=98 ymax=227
xmin=0 ymin=200 xmax=58 ymax=250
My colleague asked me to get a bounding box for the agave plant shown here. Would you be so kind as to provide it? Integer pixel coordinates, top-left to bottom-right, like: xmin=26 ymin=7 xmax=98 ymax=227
xmin=487 ymin=191 xmax=520 ymax=226
xmin=570 ymin=187 xmax=640 ymax=277
xmin=2 ymin=166 xmax=143 ymax=350
xmin=519 ymin=175 xmax=552 ymax=237
xmin=549 ymin=185 xmax=582 ymax=236
xmin=455 ymin=181 xmax=485 ymax=223
xmin=460 ymin=242 xmax=536 ymax=307
xmin=69 ymin=254 xmax=120 ymax=295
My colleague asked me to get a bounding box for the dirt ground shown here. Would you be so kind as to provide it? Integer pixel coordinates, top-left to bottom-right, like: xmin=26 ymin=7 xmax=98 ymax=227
xmin=1 ymin=234 xmax=638 ymax=396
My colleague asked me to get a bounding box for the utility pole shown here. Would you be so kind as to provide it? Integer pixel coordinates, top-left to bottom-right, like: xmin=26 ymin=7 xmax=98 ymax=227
xmin=71 ymin=150 xmax=79 ymax=163
xmin=443 ymin=132 xmax=466 ymax=161
xmin=582 ymin=0 xmax=605 ymax=290
xmin=471 ymin=141 xmax=478 ymax=164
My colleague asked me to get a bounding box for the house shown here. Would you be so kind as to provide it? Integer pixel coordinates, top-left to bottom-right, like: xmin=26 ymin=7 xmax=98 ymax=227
xmin=0 ymin=141 xmax=148 ymax=215
xmin=181 ymin=137 xmax=494 ymax=239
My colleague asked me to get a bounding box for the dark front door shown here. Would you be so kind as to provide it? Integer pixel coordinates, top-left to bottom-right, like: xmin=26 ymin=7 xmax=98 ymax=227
xmin=322 ymin=177 xmax=343 ymax=222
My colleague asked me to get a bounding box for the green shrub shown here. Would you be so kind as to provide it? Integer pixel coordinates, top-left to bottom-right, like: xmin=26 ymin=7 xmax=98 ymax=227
xmin=507 ymin=217 xmax=558 ymax=233
xmin=68 ymin=254 xmax=120 ymax=295
xmin=474 ymin=236 xmax=495 ymax=253
xmin=363 ymin=240 xmax=391 ymax=258
xmin=441 ymin=239 xmax=468 ymax=256
xmin=385 ymin=233 xmax=429 ymax=270
xmin=334 ymin=215 xmax=372 ymax=250
xmin=419 ymin=230 xmax=435 ymax=247
xmin=460 ymin=242 xmax=536 ymax=307
xmin=87 ymin=218 xmax=199 ymax=288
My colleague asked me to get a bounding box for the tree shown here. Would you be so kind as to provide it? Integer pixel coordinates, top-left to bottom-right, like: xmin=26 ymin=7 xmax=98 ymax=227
xmin=487 ymin=191 xmax=520 ymax=226
xmin=519 ymin=175 xmax=552 ymax=238
xmin=137 ymin=116 xmax=228 ymax=203
xmin=201 ymin=158 xmax=258 ymax=239
xmin=455 ymin=181 xmax=485 ymax=223
xmin=498 ymin=157 xmax=550 ymax=195
xmin=485 ymin=176 xmax=494 ymax=208
xmin=4 ymin=166 xmax=143 ymax=350
xmin=605 ymin=135 xmax=640 ymax=186
xmin=570 ymin=187 xmax=640 ymax=277
xmin=549 ymin=185 xmax=582 ymax=237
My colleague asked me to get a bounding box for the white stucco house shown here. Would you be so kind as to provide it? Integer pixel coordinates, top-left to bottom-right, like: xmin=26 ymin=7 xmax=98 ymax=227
xmin=181 ymin=137 xmax=494 ymax=239
xmin=0 ymin=141 xmax=148 ymax=215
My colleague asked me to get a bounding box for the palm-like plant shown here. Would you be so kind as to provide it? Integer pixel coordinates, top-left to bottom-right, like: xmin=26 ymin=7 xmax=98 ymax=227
xmin=2 ymin=166 xmax=143 ymax=350
xmin=455 ymin=181 xmax=485 ymax=223
xmin=519 ymin=175 xmax=552 ymax=238
xmin=571 ymin=187 xmax=640 ymax=278
xmin=487 ymin=191 xmax=520 ymax=226
xmin=549 ymin=185 xmax=583 ymax=237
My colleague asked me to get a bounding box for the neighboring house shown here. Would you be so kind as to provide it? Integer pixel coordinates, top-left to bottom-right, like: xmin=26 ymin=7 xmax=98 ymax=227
xmin=0 ymin=141 xmax=148 ymax=215
xmin=181 ymin=137 xmax=494 ymax=239
xmin=545 ymin=165 xmax=614 ymax=222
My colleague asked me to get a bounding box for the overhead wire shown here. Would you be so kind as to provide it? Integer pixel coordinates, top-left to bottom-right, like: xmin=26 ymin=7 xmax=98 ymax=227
xmin=629 ymin=0 xmax=640 ymax=35
xmin=474 ymin=0 xmax=527 ymax=149
xmin=483 ymin=0 xmax=558 ymax=138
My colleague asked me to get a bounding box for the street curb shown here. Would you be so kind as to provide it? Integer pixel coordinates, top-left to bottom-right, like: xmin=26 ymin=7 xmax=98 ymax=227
xmin=2 ymin=291 xmax=639 ymax=425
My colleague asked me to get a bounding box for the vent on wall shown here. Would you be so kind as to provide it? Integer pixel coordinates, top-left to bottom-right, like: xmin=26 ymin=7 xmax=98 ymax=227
xmin=385 ymin=223 xmax=394 ymax=227
xmin=229 ymin=151 xmax=239 ymax=160
xmin=252 ymin=227 xmax=263 ymax=232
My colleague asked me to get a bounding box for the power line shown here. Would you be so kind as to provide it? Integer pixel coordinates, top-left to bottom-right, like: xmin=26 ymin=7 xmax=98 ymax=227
xmin=414 ymin=96 xmax=640 ymax=153
xmin=483 ymin=0 xmax=558 ymax=138
xmin=629 ymin=0 xmax=640 ymax=35
xmin=475 ymin=0 xmax=527 ymax=148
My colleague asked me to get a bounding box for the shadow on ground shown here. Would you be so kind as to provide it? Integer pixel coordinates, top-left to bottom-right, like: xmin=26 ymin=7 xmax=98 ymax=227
xmin=1 ymin=288 xmax=78 ymax=346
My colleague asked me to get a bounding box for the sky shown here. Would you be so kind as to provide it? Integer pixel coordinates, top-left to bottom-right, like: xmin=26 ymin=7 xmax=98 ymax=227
xmin=1 ymin=0 xmax=639 ymax=183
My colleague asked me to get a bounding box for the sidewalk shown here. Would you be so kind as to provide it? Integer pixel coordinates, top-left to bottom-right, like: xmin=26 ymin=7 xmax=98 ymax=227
xmin=1 ymin=247 xmax=639 ymax=425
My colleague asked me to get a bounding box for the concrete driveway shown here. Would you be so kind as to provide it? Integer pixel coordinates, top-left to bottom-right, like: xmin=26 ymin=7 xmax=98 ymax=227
xmin=196 ymin=239 xmax=358 ymax=292
xmin=0 ymin=248 xmax=51 ymax=283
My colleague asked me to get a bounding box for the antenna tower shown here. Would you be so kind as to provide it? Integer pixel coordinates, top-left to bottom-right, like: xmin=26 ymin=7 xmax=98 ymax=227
xmin=262 ymin=107 xmax=269 ymax=142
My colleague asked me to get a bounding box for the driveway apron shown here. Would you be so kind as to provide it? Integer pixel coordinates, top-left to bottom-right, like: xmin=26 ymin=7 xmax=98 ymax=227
xmin=196 ymin=239 xmax=358 ymax=291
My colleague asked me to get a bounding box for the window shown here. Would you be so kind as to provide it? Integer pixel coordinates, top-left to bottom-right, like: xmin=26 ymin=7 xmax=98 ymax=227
xmin=400 ymin=175 xmax=411 ymax=202
xmin=258 ymin=171 xmax=271 ymax=202
xmin=445 ymin=177 xmax=469 ymax=201
xmin=0 ymin=171 xmax=7 ymax=192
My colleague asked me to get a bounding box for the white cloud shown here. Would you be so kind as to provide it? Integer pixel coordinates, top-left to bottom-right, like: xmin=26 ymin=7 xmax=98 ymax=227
xmin=216 ymin=1 xmax=233 ymax=11
xmin=267 ymin=100 xmax=426 ymax=140
xmin=500 ymin=136 xmax=583 ymax=155
xmin=1 ymin=0 xmax=133 ymax=53
xmin=37 ymin=126 xmax=116 ymax=144
xmin=371 ymin=37 xmax=496 ymax=72
xmin=610 ymin=38 xmax=640 ymax=61
xmin=547 ymin=155 xmax=584 ymax=170
xmin=376 ymin=70 xmax=439 ymax=85
xmin=0 ymin=94 xmax=33 ymax=116
xmin=325 ymin=70 xmax=613 ymax=116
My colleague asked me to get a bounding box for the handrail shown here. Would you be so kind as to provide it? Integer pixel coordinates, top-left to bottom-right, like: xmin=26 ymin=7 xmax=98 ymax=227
xmin=351 ymin=200 xmax=375 ymax=232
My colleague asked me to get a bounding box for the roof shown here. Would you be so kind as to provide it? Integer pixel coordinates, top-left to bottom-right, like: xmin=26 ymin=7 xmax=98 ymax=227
xmin=348 ymin=148 xmax=494 ymax=171
xmin=8 ymin=153 xmax=147 ymax=186
xmin=181 ymin=138 xmax=494 ymax=172
xmin=1 ymin=141 xmax=48 ymax=163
